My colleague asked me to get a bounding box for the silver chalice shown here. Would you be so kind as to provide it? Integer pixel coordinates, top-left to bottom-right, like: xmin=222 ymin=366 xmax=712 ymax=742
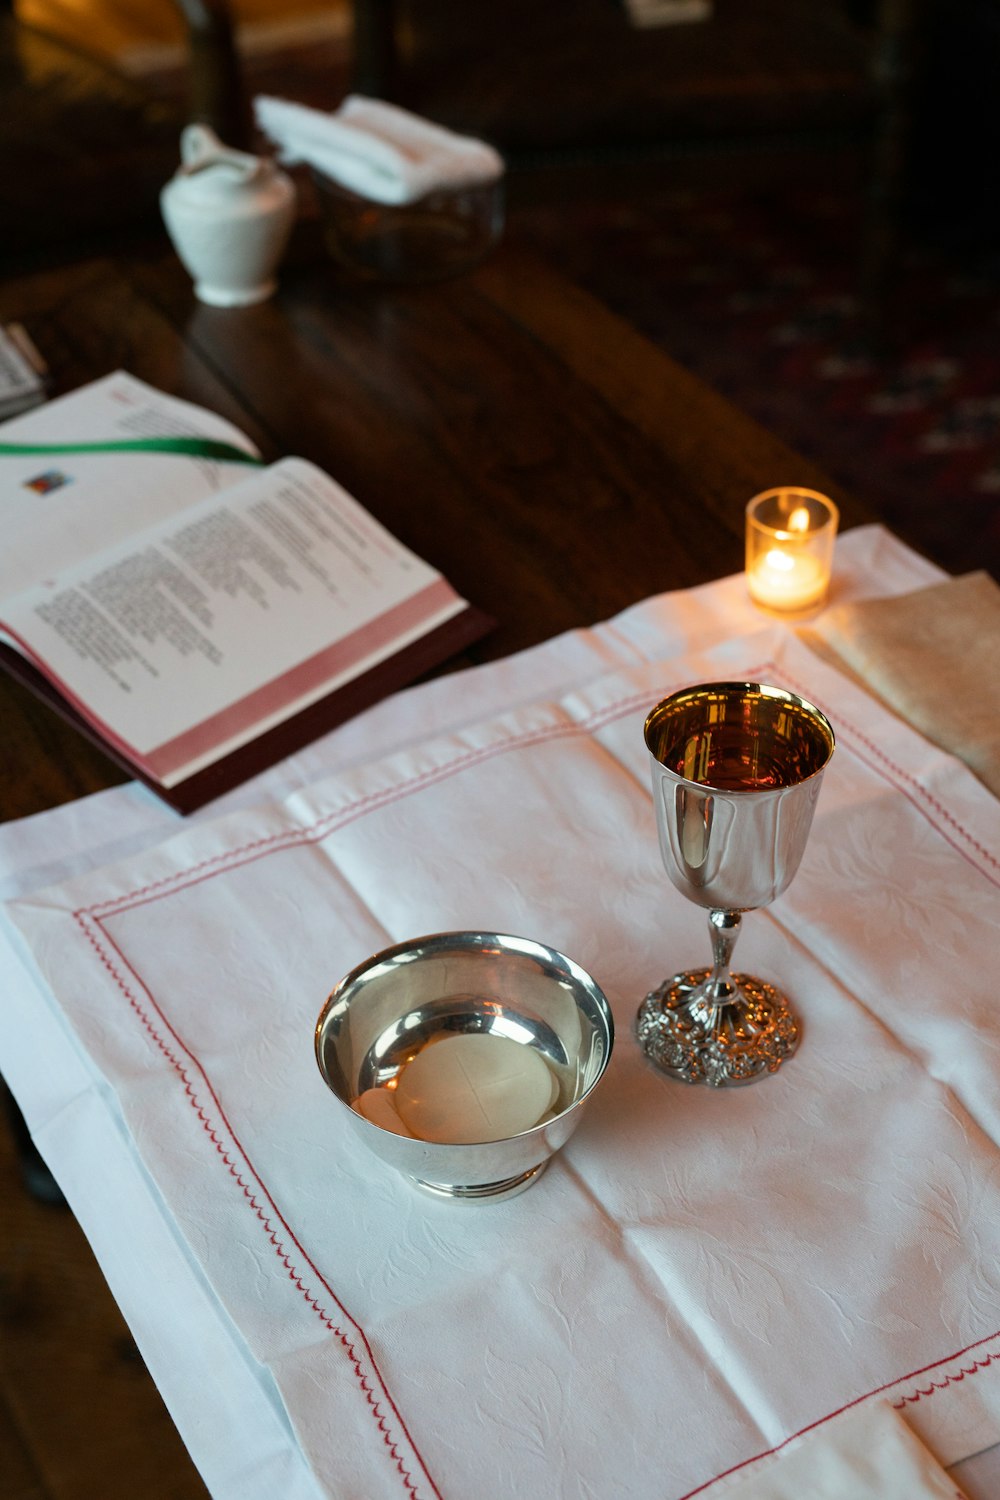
xmin=636 ymin=681 xmax=835 ymax=1087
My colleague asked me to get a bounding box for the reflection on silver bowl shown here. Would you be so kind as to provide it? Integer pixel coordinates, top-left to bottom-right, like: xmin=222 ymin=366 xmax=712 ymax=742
xmin=315 ymin=931 xmax=614 ymax=1202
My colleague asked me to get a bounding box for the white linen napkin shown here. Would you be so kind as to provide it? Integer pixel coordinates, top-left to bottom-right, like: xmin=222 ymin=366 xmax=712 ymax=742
xmin=7 ymin=618 xmax=1000 ymax=1500
xmin=804 ymin=570 xmax=1000 ymax=797
xmin=254 ymin=94 xmax=504 ymax=205
xmin=8 ymin=527 xmax=995 ymax=1500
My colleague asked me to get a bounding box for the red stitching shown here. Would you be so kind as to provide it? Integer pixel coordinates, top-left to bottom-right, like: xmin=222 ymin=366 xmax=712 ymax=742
xmin=81 ymin=684 xmax=667 ymax=922
xmin=847 ymin=726 xmax=997 ymax=871
xmin=75 ymin=908 xmax=441 ymax=1500
xmin=67 ymin=657 xmax=998 ymax=1498
xmin=81 ymin=657 xmax=996 ymax=927
xmin=678 ymin=1336 xmax=1000 ymax=1498
xmin=776 ymin=663 xmax=999 ymax=879
xmin=81 ymin=717 xmax=616 ymax=918
xmin=893 ymin=1353 xmax=997 ymax=1406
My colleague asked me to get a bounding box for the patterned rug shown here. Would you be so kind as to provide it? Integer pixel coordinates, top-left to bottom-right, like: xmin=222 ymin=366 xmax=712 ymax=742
xmin=510 ymin=161 xmax=1000 ymax=581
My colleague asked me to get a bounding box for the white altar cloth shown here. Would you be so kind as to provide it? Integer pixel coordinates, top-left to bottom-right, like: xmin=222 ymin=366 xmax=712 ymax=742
xmin=3 ymin=528 xmax=1000 ymax=1499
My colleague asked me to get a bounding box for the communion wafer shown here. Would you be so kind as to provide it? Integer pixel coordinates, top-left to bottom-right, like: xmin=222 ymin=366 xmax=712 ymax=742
xmin=352 ymin=1087 xmax=415 ymax=1136
xmin=394 ymin=1033 xmax=557 ymax=1144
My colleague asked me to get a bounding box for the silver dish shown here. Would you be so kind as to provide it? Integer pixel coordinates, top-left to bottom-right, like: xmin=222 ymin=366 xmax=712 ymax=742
xmin=315 ymin=931 xmax=614 ymax=1202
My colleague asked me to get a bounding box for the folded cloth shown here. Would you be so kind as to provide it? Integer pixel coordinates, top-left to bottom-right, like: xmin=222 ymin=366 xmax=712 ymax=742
xmin=254 ymin=94 xmax=504 ymax=206
xmin=7 ymin=527 xmax=989 ymax=1500
xmin=803 ymin=570 xmax=1000 ymax=798
xmin=710 ymin=1401 xmax=967 ymax=1498
xmin=8 ymin=625 xmax=1000 ymax=1500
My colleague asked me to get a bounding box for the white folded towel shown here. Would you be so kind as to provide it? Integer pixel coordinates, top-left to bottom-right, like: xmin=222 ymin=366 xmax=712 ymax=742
xmin=254 ymin=94 xmax=504 ymax=206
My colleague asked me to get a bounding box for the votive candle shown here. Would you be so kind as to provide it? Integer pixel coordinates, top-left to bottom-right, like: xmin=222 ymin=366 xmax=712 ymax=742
xmin=745 ymin=487 xmax=839 ymax=614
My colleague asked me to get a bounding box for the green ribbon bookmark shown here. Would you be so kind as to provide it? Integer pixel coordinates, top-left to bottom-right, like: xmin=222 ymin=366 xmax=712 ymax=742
xmin=0 ymin=437 xmax=264 ymax=464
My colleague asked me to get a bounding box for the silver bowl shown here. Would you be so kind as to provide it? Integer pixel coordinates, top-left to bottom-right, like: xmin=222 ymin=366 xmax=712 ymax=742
xmin=315 ymin=931 xmax=614 ymax=1202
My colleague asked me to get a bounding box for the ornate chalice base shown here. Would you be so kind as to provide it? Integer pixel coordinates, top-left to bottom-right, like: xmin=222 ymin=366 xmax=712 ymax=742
xmin=636 ymin=969 xmax=799 ymax=1087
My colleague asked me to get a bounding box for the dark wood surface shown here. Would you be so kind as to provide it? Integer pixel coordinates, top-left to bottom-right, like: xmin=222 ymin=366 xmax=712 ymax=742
xmin=352 ymin=0 xmax=896 ymax=155
xmin=0 ymin=233 xmax=870 ymax=1498
xmin=0 ymin=16 xmax=180 ymax=270
xmin=0 ymin=233 xmax=866 ymax=824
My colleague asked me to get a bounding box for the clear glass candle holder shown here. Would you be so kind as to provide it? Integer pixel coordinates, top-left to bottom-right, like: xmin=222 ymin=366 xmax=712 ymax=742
xmin=745 ymin=487 xmax=839 ymax=614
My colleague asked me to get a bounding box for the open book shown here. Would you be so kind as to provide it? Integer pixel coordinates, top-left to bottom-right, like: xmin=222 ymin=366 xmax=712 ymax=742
xmin=0 ymin=372 xmax=491 ymax=811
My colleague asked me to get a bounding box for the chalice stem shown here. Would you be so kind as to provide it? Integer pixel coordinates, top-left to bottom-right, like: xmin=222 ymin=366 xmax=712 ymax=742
xmin=707 ymin=909 xmax=741 ymax=990
xmin=696 ymin=909 xmax=743 ymax=1014
xmin=637 ymin=903 xmax=799 ymax=1085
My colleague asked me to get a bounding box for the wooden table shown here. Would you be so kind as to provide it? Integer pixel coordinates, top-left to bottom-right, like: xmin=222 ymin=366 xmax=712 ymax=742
xmin=0 ymin=238 xmax=867 ymax=824
xmin=0 ymin=238 xmax=871 ymax=1500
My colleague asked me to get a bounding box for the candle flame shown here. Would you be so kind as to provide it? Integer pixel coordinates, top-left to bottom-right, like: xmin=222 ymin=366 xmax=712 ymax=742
xmin=788 ymin=505 xmax=811 ymax=532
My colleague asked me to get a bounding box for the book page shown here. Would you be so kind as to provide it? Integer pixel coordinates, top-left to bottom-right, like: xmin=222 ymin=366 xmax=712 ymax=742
xmin=0 ymin=459 xmax=467 ymax=786
xmin=0 ymin=371 xmax=260 ymax=599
